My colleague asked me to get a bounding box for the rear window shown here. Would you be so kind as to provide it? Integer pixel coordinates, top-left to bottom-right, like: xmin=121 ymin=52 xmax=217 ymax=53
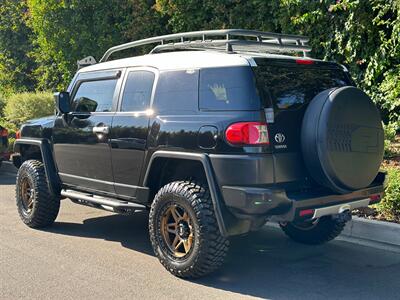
xmin=254 ymin=64 xmax=351 ymax=110
xmin=199 ymin=66 xmax=260 ymax=111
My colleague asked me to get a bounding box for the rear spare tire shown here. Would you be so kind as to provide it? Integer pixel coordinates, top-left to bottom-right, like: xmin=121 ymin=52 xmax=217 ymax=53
xmin=302 ymin=86 xmax=384 ymax=193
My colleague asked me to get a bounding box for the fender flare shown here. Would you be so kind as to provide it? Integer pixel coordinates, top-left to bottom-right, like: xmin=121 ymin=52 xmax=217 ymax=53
xmin=143 ymin=150 xmax=228 ymax=236
xmin=14 ymin=138 xmax=61 ymax=196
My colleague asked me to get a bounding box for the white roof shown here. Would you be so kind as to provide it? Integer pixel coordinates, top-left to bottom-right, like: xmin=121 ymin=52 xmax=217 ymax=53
xmin=79 ymin=50 xmax=317 ymax=73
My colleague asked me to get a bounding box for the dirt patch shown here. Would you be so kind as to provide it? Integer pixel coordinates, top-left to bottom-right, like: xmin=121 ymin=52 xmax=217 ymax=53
xmin=352 ymin=207 xmax=400 ymax=224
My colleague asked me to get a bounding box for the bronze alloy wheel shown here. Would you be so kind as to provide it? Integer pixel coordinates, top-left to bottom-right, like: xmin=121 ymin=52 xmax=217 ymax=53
xmin=16 ymin=160 xmax=60 ymax=228
xmin=20 ymin=176 xmax=34 ymax=214
xmin=161 ymin=204 xmax=194 ymax=258
xmin=149 ymin=181 xmax=229 ymax=278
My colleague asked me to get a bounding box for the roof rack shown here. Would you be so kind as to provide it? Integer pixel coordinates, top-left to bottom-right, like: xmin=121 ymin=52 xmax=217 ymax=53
xmin=99 ymin=29 xmax=311 ymax=63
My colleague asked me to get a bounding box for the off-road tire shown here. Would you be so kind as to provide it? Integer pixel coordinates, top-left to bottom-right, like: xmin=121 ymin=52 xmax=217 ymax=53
xmin=280 ymin=215 xmax=346 ymax=245
xmin=16 ymin=160 xmax=60 ymax=228
xmin=149 ymin=180 xmax=229 ymax=278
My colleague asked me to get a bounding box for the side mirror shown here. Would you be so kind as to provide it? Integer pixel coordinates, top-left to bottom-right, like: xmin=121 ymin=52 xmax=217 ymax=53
xmin=54 ymin=91 xmax=71 ymax=114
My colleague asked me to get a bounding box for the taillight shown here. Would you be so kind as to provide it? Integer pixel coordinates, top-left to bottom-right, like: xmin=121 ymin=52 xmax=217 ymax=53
xmin=225 ymin=122 xmax=269 ymax=146
xmin=15 ymin=130 xmax=21 ymax=139
xmin=296 ymin=59 xmax=314 ymax=65
xmin=369 ymin=194 xmax=381 ymax=204
xmin=299 ymin=209 xmax=315 ymax=217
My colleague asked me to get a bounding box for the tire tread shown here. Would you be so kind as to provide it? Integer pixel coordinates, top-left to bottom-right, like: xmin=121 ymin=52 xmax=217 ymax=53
xmin=280 ymin=216 xmax=346 ymax=245
xmin=149 ymin=180 xmax=229 ymax=278
xmin=16 ymin=160 xmax=59 ymax=228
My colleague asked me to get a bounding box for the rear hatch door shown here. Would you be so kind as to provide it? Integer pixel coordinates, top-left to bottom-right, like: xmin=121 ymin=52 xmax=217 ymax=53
xmin=253 ymin=58 xmax=353 ymax=154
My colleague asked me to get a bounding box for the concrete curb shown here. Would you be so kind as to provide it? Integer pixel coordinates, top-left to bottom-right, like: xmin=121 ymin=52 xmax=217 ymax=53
xmin=342 ymin=216 xmax=400 ymax=247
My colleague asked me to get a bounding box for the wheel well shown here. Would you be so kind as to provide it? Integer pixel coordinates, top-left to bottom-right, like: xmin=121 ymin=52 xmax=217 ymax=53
xmin=146 ymin=158 xmax=207 ymax=201
xmin=19 ymin=144 xmax=43 ymax=162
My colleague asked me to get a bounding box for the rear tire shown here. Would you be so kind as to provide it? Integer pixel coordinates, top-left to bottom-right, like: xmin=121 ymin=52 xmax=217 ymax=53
xmin=149 ymin=180 xmax=229 ymax=278
xmin=16 ymin=160 xmax=60 ymax=228
xmin=280 ymin=215 xmax=347 ymax=245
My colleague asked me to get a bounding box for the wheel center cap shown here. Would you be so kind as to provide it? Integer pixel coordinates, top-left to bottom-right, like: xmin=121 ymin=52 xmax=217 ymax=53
xmin=177 ymin=222 xmax=190 ymax=239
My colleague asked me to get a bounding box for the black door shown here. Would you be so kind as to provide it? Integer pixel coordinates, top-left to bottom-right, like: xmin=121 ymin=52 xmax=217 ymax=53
xmin=110 ymin=68 xmax=156 ymax=198
xmin=53 ymin=70 xmax=123 ymax=193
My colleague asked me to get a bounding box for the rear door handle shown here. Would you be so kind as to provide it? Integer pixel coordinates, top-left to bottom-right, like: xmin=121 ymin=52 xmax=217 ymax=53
xmin=93 ymin=125 xmax=109 ymax=134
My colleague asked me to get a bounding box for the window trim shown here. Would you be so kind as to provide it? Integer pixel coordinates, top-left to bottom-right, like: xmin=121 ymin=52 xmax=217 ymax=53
xmin=116 ymin=67 xmax=159 ymax=115
xmin=69 ymin=69 xmax=124 ymax=114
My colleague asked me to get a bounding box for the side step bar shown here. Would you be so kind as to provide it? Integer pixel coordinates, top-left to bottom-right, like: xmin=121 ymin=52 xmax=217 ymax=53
xmin=61 ymin=190 xmax=146 ymax=214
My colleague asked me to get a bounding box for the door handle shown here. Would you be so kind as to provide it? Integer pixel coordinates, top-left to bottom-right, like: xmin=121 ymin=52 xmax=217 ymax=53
xmin=93 ymin=125 xmax=109 ymax=135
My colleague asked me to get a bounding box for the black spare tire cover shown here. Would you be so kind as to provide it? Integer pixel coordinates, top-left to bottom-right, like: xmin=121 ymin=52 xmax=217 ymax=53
xmin=301 ymin=86 xmax=384 ymax=194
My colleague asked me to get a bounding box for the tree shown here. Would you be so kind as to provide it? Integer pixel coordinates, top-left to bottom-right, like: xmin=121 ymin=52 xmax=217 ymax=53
xmin=27 ymin=0 xmax=133 ymax=90
xmin=280 ymin=0 xmax=399 ymax=123
xmin=0 ymin=0 xmax=35 ymax=95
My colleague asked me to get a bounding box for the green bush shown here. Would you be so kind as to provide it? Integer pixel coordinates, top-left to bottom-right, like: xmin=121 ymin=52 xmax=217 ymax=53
xmin=384 ymin=122 xmax=397 ymax=143
xmin=384 ymin=122 xmax=399 ymax=158
xmin=377 ymin=167 xmax=400 ymax=222
xmin=0 ymin=94 xmax=6 ymax=117
xmin=3 ymin=91 xmax=54 ymax=128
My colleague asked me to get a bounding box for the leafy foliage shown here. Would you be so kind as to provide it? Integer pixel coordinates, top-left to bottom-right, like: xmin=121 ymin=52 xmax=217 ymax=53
xmin=377 ymin=167 xmax=400 ymax=222
xmin=3 ymin=92 xmax=54 ymax=128
xmin=0 ymin=0 xmax=35 ymax=95
xmin=384 ymin=122 xmax=399 ymax=158
xmin=0 ymin=0 xmax=398 ymax=124
xmin=0 ymin=94 xmax=6 ymax=118
xmin=26 ymin=0 xmax=133 ymax=90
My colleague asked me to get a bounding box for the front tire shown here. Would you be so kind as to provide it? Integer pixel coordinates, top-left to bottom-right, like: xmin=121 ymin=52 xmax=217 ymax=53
xmin=280 ymin=215 xmax=347 ymax=245
xmin=16 ymin=160 xmax=60 ymax=228
xmin=149 ymin=181 xmax=229 ymax=278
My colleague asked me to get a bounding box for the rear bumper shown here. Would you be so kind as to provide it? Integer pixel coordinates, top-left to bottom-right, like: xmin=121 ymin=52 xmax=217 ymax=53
xmin=222 ymin=171 xmax=386 ymax=222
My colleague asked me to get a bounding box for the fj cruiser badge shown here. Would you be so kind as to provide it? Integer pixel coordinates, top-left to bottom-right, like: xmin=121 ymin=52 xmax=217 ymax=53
xmin=274 ymin=133 xmax=285 ymax=143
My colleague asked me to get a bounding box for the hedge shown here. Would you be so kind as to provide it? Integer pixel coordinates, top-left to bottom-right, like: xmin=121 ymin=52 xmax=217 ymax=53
xmin=3 ymin=91 xmax=54 ymax=128
xmin=377 ymin=167 xmax=400 ymax=222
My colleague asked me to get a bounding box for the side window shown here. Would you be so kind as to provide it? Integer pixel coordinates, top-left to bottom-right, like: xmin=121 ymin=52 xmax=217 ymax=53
xmin=120 ymin=71 xmax=155 ymax=112
xmin=72 ymin=79 xmax=118 ymax=112
xmin=153 ymin=69 xmax=199 ymax=113
xmin=199 ymin=66 xmax=260 ymax=111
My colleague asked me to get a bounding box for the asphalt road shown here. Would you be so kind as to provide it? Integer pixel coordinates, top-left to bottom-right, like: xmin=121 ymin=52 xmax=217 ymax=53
xmin=1 ymin=163 xmax=400 ymax=300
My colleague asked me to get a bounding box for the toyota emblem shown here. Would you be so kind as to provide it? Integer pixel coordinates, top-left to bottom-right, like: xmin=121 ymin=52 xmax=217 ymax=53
xmin=274 ymin=133 xmax=286 ymax=143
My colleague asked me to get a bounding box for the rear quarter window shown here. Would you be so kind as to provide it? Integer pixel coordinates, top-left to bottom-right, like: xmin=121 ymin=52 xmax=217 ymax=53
xmin=254 ymin=64 xmax=351 ymax=110
xmin=199 ymin=66 xmax=260 ymax=111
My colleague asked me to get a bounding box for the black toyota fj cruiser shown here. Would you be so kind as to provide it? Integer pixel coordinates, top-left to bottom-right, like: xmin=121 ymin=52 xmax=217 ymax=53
xmin=13 ymin=29 xmax=386 ymax=278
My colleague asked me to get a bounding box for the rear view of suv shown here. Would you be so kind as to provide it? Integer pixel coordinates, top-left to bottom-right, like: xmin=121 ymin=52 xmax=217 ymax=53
xmin=13 ymin=29 xmax=386 ymax=278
